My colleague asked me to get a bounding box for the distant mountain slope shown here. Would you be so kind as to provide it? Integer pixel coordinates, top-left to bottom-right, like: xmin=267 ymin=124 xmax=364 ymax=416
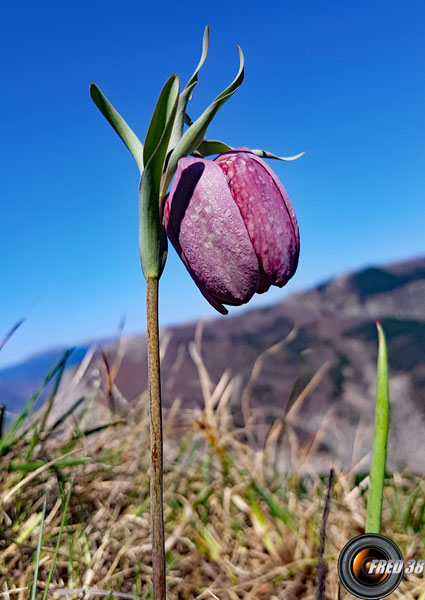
xmin=2 ymin=256 xmax=425 ymax=471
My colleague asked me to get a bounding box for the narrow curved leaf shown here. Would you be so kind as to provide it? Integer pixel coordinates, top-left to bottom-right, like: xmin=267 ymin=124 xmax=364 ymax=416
xmin=196 ymin=141 xmax=305 ymax=161
xmin=168 ymin=26 xmax=210 ymax=154
xmin=251 ymin=149 xmax=305 ymax=161
xmin=139 ymin=75 xmax=180 ymax=279
xmin=167 ymin=82 xmax=197 ymax=153
xmin=162 ymin=46 xmax=245 ymax=196
xmin=186 ymin=25 xmax=210 ymax=93
xmin=144 ymin=75 xmax=181 ymax=166
xmin=90 ymin=83 xmax=144 ymax=174
xmin=196 ymin=139 xmax=232 ymax=156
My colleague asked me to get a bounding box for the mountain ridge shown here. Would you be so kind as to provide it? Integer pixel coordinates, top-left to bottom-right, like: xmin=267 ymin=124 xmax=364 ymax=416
xmin=2 ymin=255 xmax=425 ymax=471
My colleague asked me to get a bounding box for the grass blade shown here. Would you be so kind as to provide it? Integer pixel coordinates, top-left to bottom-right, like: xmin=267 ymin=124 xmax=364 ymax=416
xmin=31 ymin=500 xmax=46 ymax=600
xmin=316 ymin=468 xmax=334 ymax=600
xmin=37 ymin=351 xmax=68 ymax=437
xmin=0 ymin=349 xmax=74 ymax=456
xmin=366 ymin=321 xmax=389 ymax=534
xmin=42 ymin=484 xmax=73 ymax=600
xmin=26 ymin=351 xmax=71 ymax=460
xmin=0 ymin=318 xmax=25 ymax=353
xmin=48 ymin=396 xmax=86 ymax=433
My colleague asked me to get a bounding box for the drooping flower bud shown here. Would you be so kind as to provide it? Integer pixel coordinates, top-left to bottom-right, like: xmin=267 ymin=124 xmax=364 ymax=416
xmin=164 ymin=147 xmax=299 ymax=315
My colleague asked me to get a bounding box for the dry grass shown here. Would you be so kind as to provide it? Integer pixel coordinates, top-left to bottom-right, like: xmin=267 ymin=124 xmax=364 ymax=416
xmin=1 ymin=325 xmax=425 ymax=599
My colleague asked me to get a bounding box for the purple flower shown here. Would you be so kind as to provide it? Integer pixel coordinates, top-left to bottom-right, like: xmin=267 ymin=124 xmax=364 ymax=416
xmin=164 ymin=147 xmax=300 ymax=315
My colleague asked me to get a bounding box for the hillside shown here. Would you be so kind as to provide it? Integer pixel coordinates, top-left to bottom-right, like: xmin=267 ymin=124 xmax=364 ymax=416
xmin=2 ymin=256 xmax=425 ymax=472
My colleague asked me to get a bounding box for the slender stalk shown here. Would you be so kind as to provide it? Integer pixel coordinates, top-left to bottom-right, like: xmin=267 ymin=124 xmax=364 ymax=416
xmin=146 ymin=276 xmax=166 ymax=600
xmin=316 ymin=468 xmax=335 ymax=600
xmin=366 ymin=321 xmax=389 ymax=534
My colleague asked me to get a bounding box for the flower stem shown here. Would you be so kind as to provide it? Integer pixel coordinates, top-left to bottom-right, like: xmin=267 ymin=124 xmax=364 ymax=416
xmin=146 ymin=276 xmax=166 ymax=600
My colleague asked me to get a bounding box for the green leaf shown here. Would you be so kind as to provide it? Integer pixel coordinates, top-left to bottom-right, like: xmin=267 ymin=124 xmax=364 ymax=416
xmin=139 ymin=75 xmax=180 ymax=279
xmin=90 ymin=83 xmax=144 ymax=174
xmin=195 ymin=141 xmax=305 ymax=162
xmin=196 ymin=139 xmax=232 ymax=156
xmin=168 ymin=26 xmax=210 ymax=153
xmin=251 ymin=149 xmax=305 ymax=161
xmin=366 ymin=321 xmax=390 ymax=534
xmin=144 ymin=75 xmax=182 ymax=167
xmin=167 ymin=82 xmax=198 ymax=155
xmin=186 ymin=25 xmax=210 ymax=92
xmin=162 ymin=46 xmax=245 ymax=196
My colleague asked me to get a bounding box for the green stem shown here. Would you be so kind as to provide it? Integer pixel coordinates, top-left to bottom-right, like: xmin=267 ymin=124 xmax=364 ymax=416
xmin=146 ymin=277 xmax=166 ymax=600
xmin=366 ymin=321 xmax=389 ymax=534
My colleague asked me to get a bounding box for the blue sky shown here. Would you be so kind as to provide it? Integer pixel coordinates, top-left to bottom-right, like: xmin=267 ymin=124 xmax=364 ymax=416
xmin=1 ymin=0 xmax=425 ymax=368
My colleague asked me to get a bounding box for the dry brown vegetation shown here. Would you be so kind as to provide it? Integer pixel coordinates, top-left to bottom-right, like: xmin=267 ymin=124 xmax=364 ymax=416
xmin=1 ymin=326 xmax=425 ymax=599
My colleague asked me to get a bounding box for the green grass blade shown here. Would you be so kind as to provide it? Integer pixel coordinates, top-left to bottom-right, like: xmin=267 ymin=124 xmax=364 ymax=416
xmin=42 ymin=484 xmax=73 ymax=600
xmin=31 ymin=500 xmax=46 ymax=600
xmin=251 ymin=481 xmax=295 ymax=530
xmin=90 ymin=83 xmax=144 ymax=174
xmin=366 ymin=321 xmax=390 ymax=534
xmin=48 ymin=396 xmax=86 ymax=433
xmin=26 ymin=350 xmax=70 ymax=460
xmin=0 ymin=349 xmax=74 ymax=455
xmin=38 ymin=351 xmax=68 ymax=437
xmin=402 ymin=485 xmax=420 ymax=532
